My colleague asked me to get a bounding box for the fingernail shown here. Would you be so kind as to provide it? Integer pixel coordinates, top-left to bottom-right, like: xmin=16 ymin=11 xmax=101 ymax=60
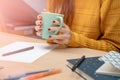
xmin=40 ymin=21 xmax=42 ymax=24
xmin=49 ymin=36 xmax=52 ymax=38
xmin=48 ymin=28 xmax=51 ymax=31
xmin=52 ymin=20 xmax=56 ymax=23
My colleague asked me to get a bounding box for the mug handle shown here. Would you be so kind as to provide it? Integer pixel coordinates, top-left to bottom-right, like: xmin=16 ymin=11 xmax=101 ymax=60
xmin=54 ymin=16 xmax=63 ymax=34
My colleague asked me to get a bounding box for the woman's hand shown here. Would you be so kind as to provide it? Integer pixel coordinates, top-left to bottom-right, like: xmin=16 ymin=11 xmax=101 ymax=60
xmin=48 ymin=20 xmax=72 ymax=45
xmin=35 ymin=9 xmax=48 ymax=37
xmin=35 ymin=11 xmax=72 ymax=45
xmin=35 ymin=15 xmax=43 ymax=37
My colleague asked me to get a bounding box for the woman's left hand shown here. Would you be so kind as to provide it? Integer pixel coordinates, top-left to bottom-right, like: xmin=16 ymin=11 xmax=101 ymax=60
xmin=48 ymin=20 xmax=72 ymax=45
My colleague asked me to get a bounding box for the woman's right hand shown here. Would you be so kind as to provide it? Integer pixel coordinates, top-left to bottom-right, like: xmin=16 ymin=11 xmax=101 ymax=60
xmin=35 ymin=15 xmax=43 ymax=37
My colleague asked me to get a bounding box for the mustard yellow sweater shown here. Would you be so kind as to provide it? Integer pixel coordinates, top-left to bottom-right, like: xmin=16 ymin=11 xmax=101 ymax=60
xmin=48 ymin=0 xmax=120 ymax=52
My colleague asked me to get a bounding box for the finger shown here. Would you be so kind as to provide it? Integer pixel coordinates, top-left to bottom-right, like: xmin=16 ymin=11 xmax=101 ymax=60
xmin=59 ymin=23 xmax=70 ymax=33
xmin=59 ymin=27 xmax=70 ymax=34
xmin=48 ymin=27 xmax=67 ymax=33
xmin=52 ymin=20 xmax=60 ymax=25
xmin=35 ymin=26 xmax=42 ymax=31
xmin=35 ymin=20 xmax=42 ymax=26
xmin=37 ymin=15 xmax=42 ymax=20
xmin=48 ymin=26 xmax=59 ymax=32
xmin=62 ymin=23 xmax=69 ymax=28
xmin=49 ymin=34 xmax=68 ymax=40
xmin=53 ymin=39 xmax=69 ymax=45
xmin=36 ymin=31 xmax=42 ymax=37
xmin=53 ymin=39 xmax=64 ymax=44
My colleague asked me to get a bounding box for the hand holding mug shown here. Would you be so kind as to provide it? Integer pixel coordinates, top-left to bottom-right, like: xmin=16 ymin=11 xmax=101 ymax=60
xmin=35 ymin=12 xmax=71 ymax=45
xmin=35 ymin=15 xmax=43 ymax=37
xmin=48 ymin=21 xmax=72 ymax=45
xmin=35 ymin=12 xmax=63 ymax=39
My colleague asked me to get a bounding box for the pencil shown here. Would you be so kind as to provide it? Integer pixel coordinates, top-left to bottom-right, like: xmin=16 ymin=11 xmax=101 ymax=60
xmin=20 ymin=69 xmax=61 ymax=80
xmin=2 ymin=46 xmax=34 ymax=56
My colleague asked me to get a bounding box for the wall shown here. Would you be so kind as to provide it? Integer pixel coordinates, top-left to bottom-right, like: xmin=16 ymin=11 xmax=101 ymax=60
xmin=23 ymin=0 xmax=47 ymax=13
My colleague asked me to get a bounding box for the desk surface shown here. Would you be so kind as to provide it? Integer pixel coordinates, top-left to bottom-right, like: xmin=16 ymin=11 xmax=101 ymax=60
xmin=0 ymin=32 xmax=106 ymax=80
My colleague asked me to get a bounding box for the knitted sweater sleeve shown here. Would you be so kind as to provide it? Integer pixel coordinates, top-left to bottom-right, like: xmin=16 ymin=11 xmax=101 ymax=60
xmin=67 ymin=0 xmax=120 ymax=52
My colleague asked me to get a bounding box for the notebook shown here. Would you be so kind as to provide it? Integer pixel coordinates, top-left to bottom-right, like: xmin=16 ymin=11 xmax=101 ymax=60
xmin=67 ymin=56 xmax=120 ymax=80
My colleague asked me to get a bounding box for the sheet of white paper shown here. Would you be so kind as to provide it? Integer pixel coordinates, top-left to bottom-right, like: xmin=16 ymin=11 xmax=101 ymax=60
xmin=0 ymin=42 xmax=58 ymax=63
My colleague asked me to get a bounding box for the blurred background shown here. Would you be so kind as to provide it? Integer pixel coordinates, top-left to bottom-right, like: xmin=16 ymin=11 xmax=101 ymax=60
xmin=0 ymin=0 xmax=47 ymax=37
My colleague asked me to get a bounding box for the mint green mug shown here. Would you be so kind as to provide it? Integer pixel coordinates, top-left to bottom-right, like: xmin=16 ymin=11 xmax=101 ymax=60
xmin=41 ymin=12 xmax=63 ymax=39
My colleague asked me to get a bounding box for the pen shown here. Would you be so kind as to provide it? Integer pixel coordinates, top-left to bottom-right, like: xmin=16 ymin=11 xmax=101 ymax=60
xmin=72 ymin=55 xmax=85 ymax=71
xmin=4 ymin=69 xmax=51 ymax=80
xmin=19 ymin=69 xmax=61 ymax=80
xmin=2 ymin=46 xmax=34 ymax=56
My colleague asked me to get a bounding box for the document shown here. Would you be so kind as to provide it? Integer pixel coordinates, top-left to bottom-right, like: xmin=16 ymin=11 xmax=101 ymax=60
xmin=0 ymin=42 xmax=58 ymax=63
